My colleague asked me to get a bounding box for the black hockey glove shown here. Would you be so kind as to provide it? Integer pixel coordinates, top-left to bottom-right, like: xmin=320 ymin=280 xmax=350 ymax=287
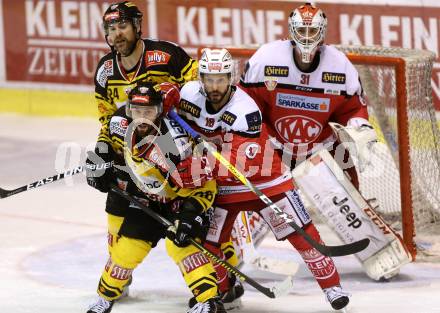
xmin=85 ymin=142 xmax=115 ymax=193
xmin=167 ymin=198 xmax=204 ymax=248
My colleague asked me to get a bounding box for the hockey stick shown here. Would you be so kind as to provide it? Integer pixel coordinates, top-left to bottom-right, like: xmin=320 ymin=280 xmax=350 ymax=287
xmin=169 ymin=110 xmax=370 ymax=257
xmin=110 ymin=186 xmax=294 ymax=299
xmin=0 ymin=166 xmax=84 ymax=199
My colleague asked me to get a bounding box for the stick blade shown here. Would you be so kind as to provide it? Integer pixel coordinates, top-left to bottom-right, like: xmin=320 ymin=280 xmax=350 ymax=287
xmin=270 ymin=275 xmax=294 ymax=298
xmin=320 ymin=238 xmax=371 ymax=257
xmin=0 ymin=186 xmax=26 ymax=199
xmin=0 ymin=188 xmax=10 ymax=199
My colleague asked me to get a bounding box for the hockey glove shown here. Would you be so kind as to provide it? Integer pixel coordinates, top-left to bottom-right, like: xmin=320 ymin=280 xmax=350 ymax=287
xmin=85 ymin=142 xmax=115 ymax=193
xmin=159 ymin=82 xmax=181 ymax=113
xmin=170 ymin=155 xmax=213 ymax=189
xmin=329 ymin=120 xmax=378 ymax=173
xmin=167 ymin=198 xmax=204 ymax=248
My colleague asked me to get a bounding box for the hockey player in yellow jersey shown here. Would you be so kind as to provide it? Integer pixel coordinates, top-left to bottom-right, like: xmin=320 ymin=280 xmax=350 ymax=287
xmin=86 ymin=83 xmax=225 ymax=313
xmin=89 ymin=0 xmax=198 ymax=300
xmin=95 ymin=1 xmax=197 ymax=143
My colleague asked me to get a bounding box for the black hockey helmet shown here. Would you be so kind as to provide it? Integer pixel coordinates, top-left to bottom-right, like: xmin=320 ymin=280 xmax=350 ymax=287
xmin=102 ymin=1 xmax=143 ymax=38
xmin=127 ymin=82 xmax=163 ymax=120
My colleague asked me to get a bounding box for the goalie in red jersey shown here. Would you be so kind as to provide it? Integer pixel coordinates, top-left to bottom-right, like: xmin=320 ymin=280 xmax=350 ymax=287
xmin=239 ymin=2 xmax=412 ymax=283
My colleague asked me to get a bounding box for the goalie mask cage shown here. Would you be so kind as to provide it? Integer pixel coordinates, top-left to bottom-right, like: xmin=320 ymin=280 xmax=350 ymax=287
xmin=197 ymin=45 xmax=440 ymax=260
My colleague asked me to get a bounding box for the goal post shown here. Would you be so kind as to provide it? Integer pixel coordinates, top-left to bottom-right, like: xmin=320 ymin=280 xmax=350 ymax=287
xmin=197 ymin=45 xmax=440 ymax=260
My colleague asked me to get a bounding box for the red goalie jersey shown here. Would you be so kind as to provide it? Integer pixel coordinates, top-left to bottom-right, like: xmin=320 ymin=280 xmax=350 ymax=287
xmin=239 ymin=41 xmax=369 ymax=160
xmin=178 ymin=81 xmax=293 ymax=204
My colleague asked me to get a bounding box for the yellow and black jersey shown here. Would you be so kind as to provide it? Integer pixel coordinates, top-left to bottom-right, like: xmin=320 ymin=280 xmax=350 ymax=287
xmin=94 ymin=38 xmax=198 ymax=144
xmin=107 ymin=107 xmax=216 ymax=213
xmin=124 ymin=118 xmax=216 ymax=213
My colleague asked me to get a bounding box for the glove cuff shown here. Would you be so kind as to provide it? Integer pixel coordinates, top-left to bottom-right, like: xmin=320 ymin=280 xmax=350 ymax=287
xmin=180 ymin=198 xmax=204 ymax=218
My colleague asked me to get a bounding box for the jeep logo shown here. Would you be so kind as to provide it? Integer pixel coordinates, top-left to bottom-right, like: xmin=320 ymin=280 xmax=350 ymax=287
xmin=332 ymin=196 xmax=362 ymax=228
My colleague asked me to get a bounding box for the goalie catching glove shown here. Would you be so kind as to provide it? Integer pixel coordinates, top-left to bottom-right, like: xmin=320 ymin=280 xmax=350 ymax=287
xmin=329 ymin=118 xmax=378 ymax=173
xmin=167 ymin=198 xmax=207 ymax=247
xmin=85 ymin=142 xmax=115 ymax=193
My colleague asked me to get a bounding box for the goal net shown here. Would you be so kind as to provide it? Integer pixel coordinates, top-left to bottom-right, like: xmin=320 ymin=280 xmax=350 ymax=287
xmin=198 ymin=45 xmax=440 ymax=261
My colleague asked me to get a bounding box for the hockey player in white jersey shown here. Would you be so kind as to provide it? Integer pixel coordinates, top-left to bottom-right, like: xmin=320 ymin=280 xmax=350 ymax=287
xmin=176 ymin=48 xmax=350 ymax=311
xmin=239 ymin=3 xmax=412 ymax=281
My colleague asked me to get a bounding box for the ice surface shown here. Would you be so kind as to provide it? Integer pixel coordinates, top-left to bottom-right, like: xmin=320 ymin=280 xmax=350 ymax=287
xmin=0 ymin=114 xmax=439 ymax=313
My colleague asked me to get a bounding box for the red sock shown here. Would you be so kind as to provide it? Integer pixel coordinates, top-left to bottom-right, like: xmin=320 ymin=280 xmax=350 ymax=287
xmin=204 ymin=242 xmax=230 ymax=293
xmin=287 ymin=223 xmax=340 ymax=289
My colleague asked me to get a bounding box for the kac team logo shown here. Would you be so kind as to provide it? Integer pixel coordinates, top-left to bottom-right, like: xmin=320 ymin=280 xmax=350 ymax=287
xmin=275 ymin=115 xmax=322 ymax=144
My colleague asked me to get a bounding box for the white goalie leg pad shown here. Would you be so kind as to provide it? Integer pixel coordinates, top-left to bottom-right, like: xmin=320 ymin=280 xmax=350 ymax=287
xmin=362 ymin=238 xmax=412 ymax=280
xmin=292 ymin=149 xmax=413 ymax=281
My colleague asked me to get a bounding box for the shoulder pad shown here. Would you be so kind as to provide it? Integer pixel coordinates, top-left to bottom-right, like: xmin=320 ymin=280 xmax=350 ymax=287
xmin=95 ymin=56 xmax=114 ymax=88
xmin=180 ymin=82 xmax=204 ymax=118
xmin=322 ymin=46 xmax=362 ymax=95
xmin=109 ymin=115 xmax=129 ymax=138
xmin=180 ymin=81 xmax=201 ymax=98
xmin=223 ymin=88 xmax=262 ymax=133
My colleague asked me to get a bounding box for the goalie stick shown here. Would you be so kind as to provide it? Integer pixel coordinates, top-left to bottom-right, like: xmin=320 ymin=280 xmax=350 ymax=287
xmin=110 ymin=186 xmax=294 ymax=299
xmin=169 ymin=110 xmax=370 ymax=257
xmin=0 ymin=166 xmax=84 ymax=199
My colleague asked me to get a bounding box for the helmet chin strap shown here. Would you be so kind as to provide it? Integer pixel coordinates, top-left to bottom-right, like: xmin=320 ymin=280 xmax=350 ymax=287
xmin=105 ymin=35 xmax=114 ymax=52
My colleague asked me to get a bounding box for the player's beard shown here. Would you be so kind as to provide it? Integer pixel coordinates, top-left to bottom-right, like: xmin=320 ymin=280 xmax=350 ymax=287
xmin=135 ymin=123 xmax=155 ymax=138
xmin=115 ymin=36 xmax=138 ymax=57
xmin=207 ymin=89 xmax=229 ymax=105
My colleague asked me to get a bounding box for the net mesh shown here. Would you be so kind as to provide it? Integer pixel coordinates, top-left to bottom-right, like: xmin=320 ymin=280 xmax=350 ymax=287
xmin=336 ymin=46 xmax=440 ymax=260
xmin=208 ymin=45 xmax=440 ymax=260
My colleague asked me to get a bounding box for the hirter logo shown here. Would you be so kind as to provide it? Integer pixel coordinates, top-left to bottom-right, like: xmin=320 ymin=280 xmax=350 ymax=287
xmin=275 ymin=115 xmax=322 ymax=144
xmin=145 ymin=50 xmax=171 ymax=66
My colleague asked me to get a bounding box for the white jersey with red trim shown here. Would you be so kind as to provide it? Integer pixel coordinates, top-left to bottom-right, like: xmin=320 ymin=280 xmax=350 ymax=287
xmin=239 ymin=40 xmax=369 ymax=159
xmin=178 ymin=80 xmax=293 ymax=204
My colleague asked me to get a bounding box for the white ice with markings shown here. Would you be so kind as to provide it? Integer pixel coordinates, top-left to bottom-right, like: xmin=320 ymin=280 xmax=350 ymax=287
xmin=0 ymin=114 xmax=439 ymax=313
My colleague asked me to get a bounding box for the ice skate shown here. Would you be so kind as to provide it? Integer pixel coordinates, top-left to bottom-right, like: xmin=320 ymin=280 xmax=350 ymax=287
xmin=86 ymin=296 xmax=114 ymax=313
xmin=323 ymin=285 xmax=350 ymax=311
xmin=188 ymin=275 xmax=244 ymax=311
xmin=218 ymin=275 xmax=244 ymax=310
xmin=187 ymin=297 xmax=226 ymax=313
